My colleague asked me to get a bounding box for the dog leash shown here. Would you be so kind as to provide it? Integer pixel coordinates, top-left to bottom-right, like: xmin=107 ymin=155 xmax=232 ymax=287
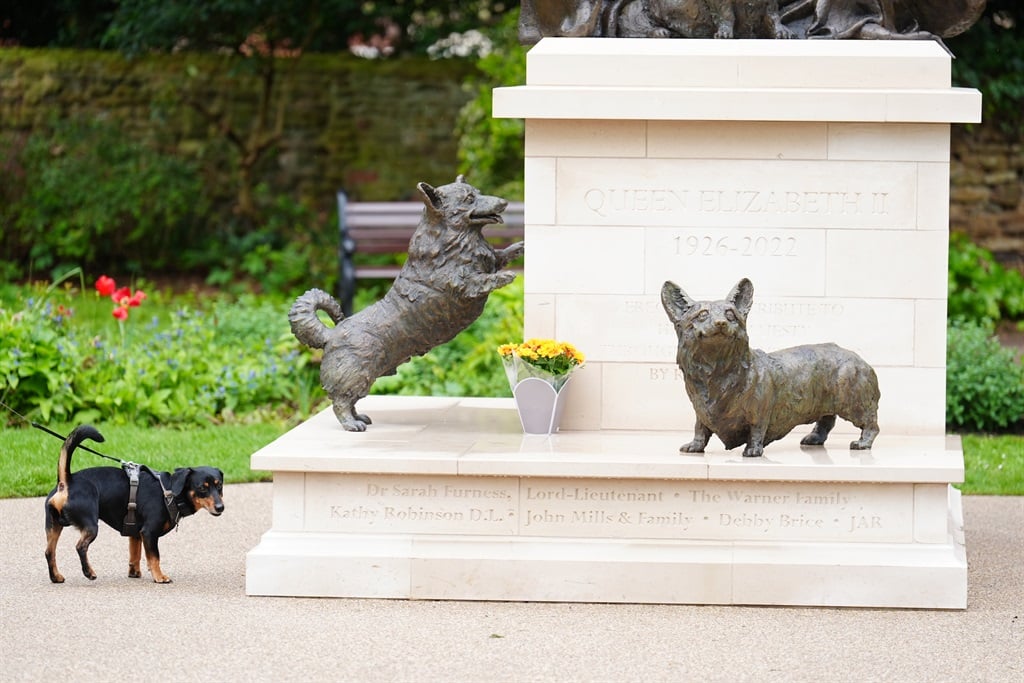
xmin=2 ymin=399 xmax=180 ymax=532
xmin=1 ymin=401 xmax=125 ymax=464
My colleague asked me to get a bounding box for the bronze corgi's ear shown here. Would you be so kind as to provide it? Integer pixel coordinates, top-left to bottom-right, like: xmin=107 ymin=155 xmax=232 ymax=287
xmin=418 ymin=182 xmax=443 ymax=214
xmin=727 ymin=278 xmax=754 ymax=319
xmin=661 ymin=281 xmax=696 ymax=325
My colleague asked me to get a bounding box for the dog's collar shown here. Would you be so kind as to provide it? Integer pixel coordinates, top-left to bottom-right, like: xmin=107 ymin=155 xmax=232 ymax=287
xmin=142 ymin=466 xmax=182 ymax=528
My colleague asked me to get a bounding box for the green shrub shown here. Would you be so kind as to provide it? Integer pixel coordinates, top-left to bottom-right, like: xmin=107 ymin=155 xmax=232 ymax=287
xmin=0 ymin=116 xmax=207 ymax=279
xmin=1 ymin=272 xmax=523 ymax=428
xmin=0 ymin=279 xmax=321 ymax=427
xmin=946 ymin=319 xmax=1024 ymax=432
xmin=196 ymin=185 xmax=336 ymax=295
xmin=948 ymin=232 xmax=1024 ymax=324
xmin=455 ymin=8 xmax=526 ymax=200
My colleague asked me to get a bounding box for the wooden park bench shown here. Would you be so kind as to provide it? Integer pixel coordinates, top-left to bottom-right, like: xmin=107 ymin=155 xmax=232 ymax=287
xmin=336 ymin=191 xmax=525 ymax=315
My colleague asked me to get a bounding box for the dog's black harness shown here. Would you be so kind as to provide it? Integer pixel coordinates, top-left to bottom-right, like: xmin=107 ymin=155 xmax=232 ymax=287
xmin=121 ymin=463 xmax=181 ymax=536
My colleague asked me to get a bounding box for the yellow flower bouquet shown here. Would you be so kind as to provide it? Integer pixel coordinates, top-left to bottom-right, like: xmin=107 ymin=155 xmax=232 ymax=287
xmin=498 ymin=338 xmax=584 ymax=433
xmin=497 ymin=338 xmax=585 ymax=391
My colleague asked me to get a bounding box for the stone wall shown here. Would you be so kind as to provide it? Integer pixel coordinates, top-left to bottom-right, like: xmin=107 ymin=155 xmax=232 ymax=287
xmin=0 ymin=49 xmax=477 ymax=211
xmin=951 ymin=124 xmax=1024 ymax=269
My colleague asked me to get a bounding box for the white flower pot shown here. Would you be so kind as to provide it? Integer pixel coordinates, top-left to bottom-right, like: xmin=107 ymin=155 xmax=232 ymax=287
xmin=512 ymin=376 xmax=572 ymax=435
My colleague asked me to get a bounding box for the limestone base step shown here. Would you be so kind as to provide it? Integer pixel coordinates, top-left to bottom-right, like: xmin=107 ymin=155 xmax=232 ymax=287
xmin=246 ymin=397 xmax=967 ymax=608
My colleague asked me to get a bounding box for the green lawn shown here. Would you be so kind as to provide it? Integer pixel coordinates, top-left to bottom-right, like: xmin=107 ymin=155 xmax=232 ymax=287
xmin=960 ymin=433 xmax=1024 ymax=495
xmin=0 ymin=422 xmax=284 ymax=498
xmin=1 ymin=422 xmax=1019 ymax=498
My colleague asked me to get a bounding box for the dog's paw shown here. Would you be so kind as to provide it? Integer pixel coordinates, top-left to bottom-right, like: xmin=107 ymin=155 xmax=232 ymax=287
xmin=742 ymin=444 xmax=765 ymax=458
xmin=502 ymin=241 xmax=525 ymax=261
xmin=679 ymin=441 xmax=706 ymax=454
xmin=494 ymin=271 xmax=517 ymax=288
xmin=128 ymin=566 xmax=142 ymax=579
xmin=152 ymin=575 xmax=173 ymax=584
xmin=341 ymin=419 xmax=368 ymax=432
xmin=50 ymin=573 xmax=65 ymax=584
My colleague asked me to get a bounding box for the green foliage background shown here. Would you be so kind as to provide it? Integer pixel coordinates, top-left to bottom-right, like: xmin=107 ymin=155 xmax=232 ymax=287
xmin=946 ymin=319 xmax=1024 ymax=433
xmin=0 ymin=274 xmax=325 ymax=427
xmin=948 ymin=232 xmax=1024 ymax=323
xmin=456 ymin=8 xmax=526 ymax=200
xmin=948 ymin=2 xmax=1024 ymax=135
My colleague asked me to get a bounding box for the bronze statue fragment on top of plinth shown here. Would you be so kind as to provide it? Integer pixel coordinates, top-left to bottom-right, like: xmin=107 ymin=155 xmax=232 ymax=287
xmin=519 ymin=0 xmax=987 ymax=48
xmin=661 ymin=278 xmax=880 ymax=457
xmin=289 ymin=176 xmax=524 ymax=431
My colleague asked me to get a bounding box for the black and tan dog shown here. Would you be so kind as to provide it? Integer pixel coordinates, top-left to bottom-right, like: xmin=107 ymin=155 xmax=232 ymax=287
xmin=289 ymin=175 xmax=524 ymax=431
xmin=44 ymin=425 xmax=224 ymax=583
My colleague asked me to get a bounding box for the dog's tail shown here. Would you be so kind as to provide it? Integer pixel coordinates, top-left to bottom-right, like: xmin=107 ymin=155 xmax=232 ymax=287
xmin=288 ymin=288 xmax=345 ymax=350
xmin=57 ymin=425 xmax=104 ymax=491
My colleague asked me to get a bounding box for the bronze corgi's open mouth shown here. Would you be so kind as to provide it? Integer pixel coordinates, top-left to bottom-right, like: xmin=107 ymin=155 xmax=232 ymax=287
xmin=469 ymin=198 xmax=507 ymax=226
xmin=471 ymin=211 xmax=505 ymax=225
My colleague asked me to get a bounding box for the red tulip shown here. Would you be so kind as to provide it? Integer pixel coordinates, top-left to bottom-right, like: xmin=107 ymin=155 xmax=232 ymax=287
xmin=112 ymin=286 xmax=132 ymax=304
xmin=95 ymin=275 xmax=116 ymax=297
xmin=112 ymin=306 xmax=129 ymax=321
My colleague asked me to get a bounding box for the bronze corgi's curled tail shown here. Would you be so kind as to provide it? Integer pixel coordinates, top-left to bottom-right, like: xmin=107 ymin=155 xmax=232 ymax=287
xmin=57 ymin=425 xmax=104 ymax=491
xmin=288 ymin=288 xmax=345 ymax=350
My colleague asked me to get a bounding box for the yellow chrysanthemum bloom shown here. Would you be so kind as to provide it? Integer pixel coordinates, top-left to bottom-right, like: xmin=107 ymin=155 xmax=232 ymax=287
xmin=497 ymin=338 xmax=584 ymax=376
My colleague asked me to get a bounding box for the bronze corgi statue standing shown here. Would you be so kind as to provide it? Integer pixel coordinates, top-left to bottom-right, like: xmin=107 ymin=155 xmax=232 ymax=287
xmin=661 ymin=278 xmax=880 ymax=457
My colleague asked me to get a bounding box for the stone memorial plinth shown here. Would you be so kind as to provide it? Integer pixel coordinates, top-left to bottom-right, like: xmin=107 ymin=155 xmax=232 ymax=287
xmin=248 ymin=39 xmax=979 ymax=608
xmin=246 ymin=396 xmax=966 ymax=608
xmin=492 ymin=38 xmax=980 ymax=434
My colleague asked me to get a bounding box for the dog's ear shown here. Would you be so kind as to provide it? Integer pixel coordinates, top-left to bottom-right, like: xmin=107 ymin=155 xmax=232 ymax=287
xmin=727 ymin=278 xmax=754 ymax=319
xmin=418 ymin=182 xmax=443 ymax=214
xmin=455 ymin=174 xmax=467 ymax=184
xmin=171 ymin=468 xmax=193 ymax=498
xmin=661 ymin=281 xmax=695 ymax=325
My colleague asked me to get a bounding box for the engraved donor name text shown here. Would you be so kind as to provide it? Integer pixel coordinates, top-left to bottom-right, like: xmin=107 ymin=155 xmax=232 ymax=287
xmin=518 ymin=484 xmax=892 ymax=539
xmin=583 ymin=188 xmax=888 ymax=217
xmin=324 ymin=478 xmax=896 ymax=540
xmin=364 ymin=482 xmax=511 ymax=500
xmin=325 ymin=479 xmax=514 ymax=527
